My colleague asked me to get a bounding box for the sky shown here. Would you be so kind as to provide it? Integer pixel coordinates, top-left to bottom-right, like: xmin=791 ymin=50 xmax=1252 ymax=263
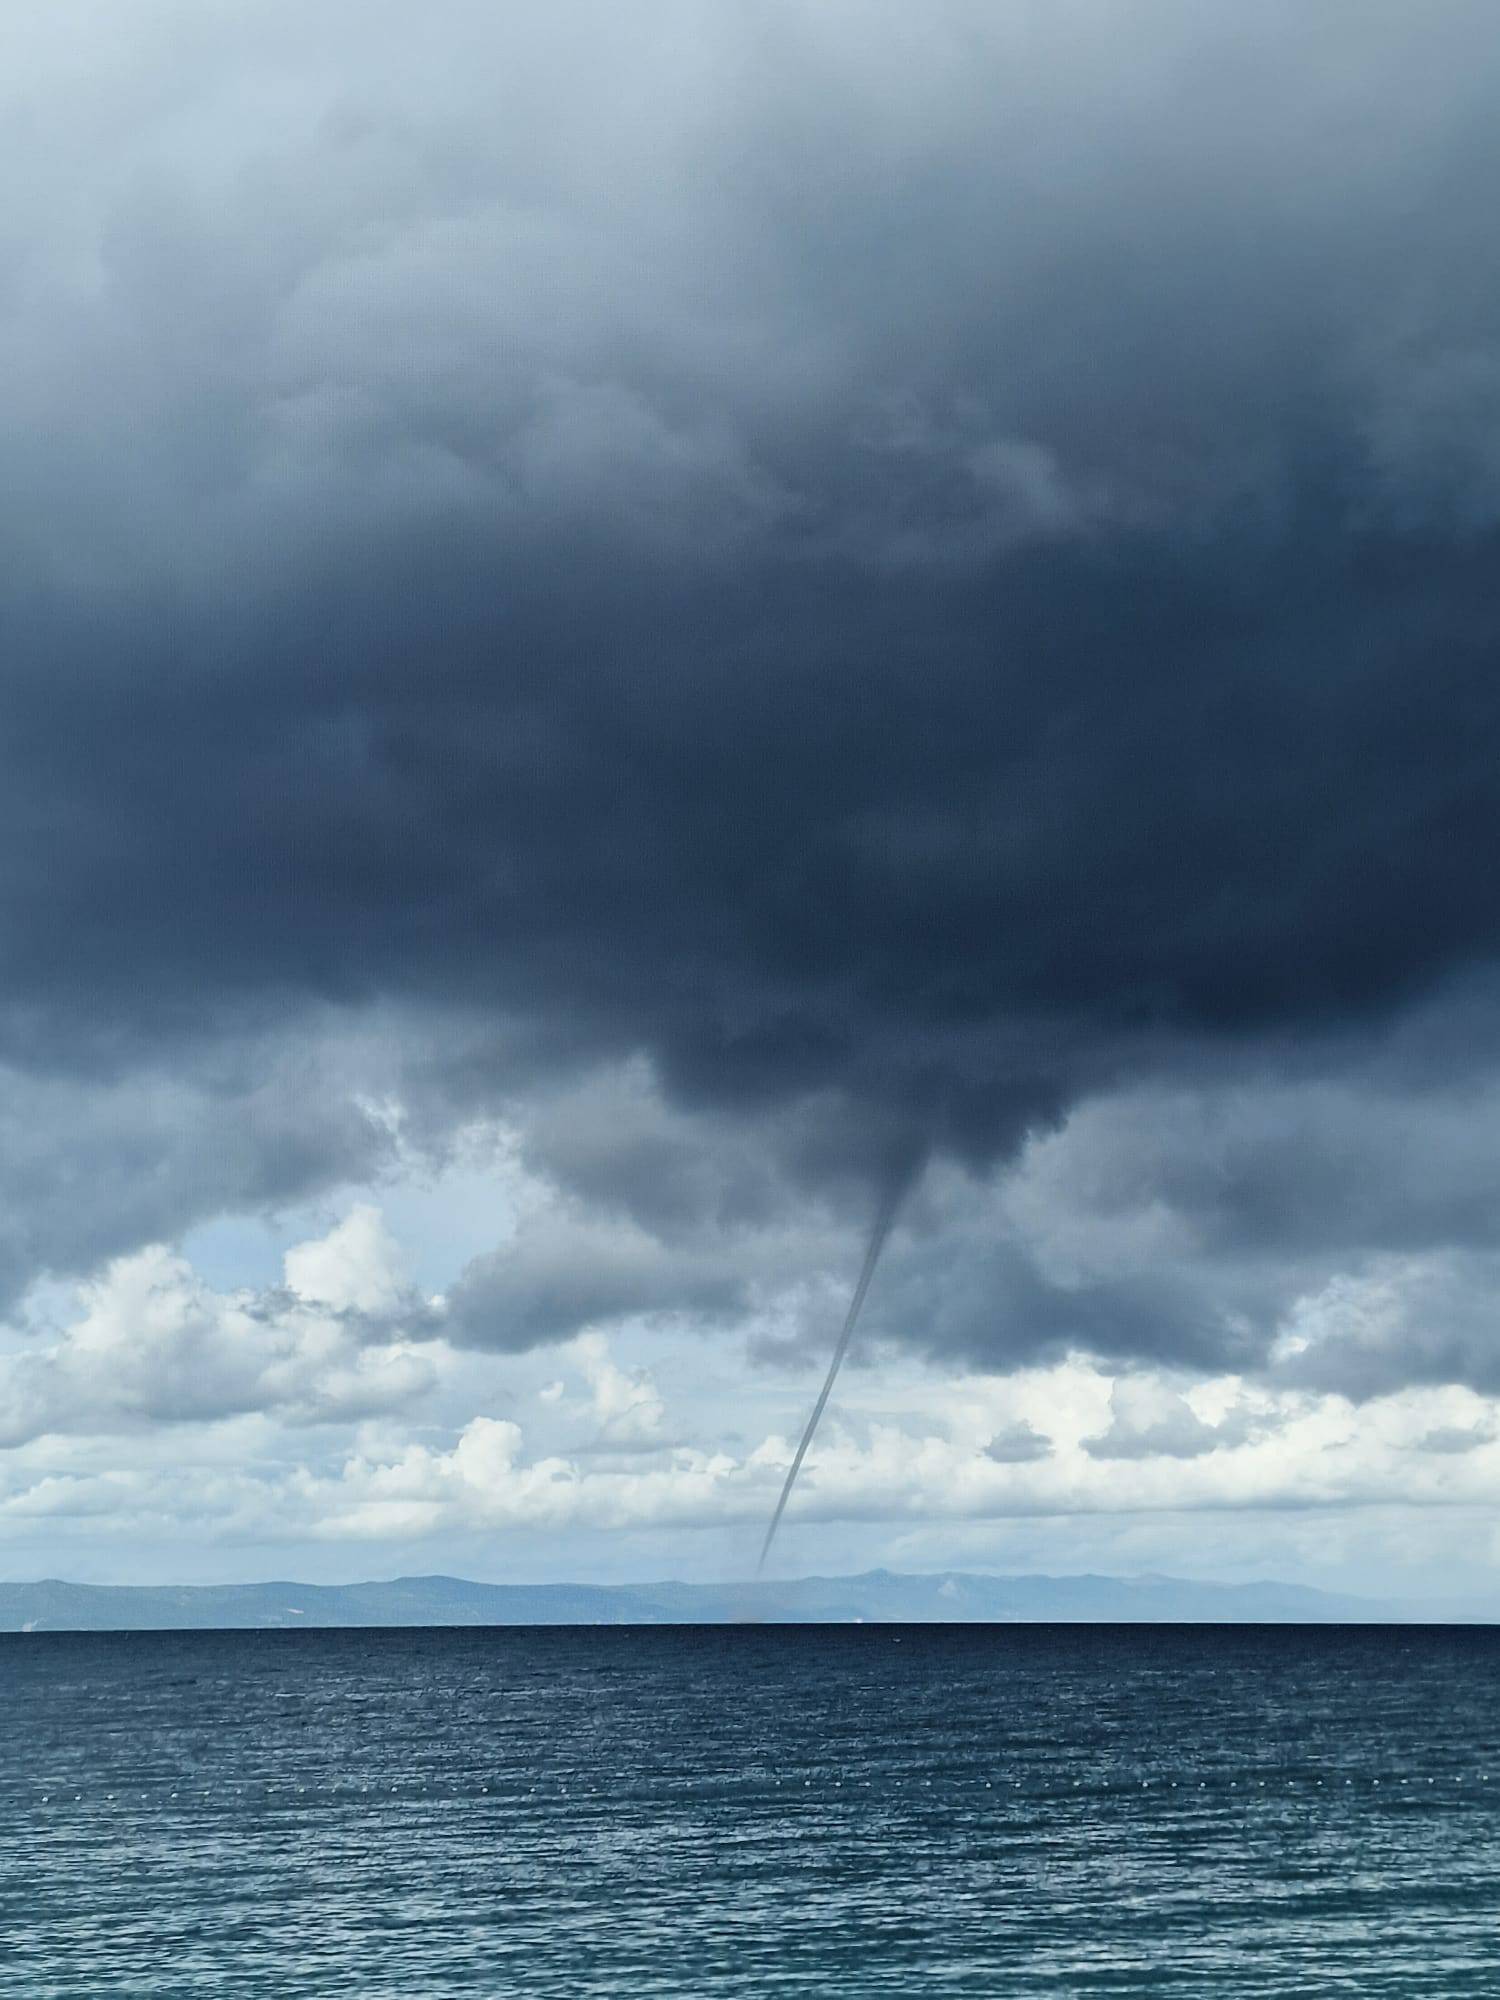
xmin=6 ymin=0 xmax=1500 ymax=1599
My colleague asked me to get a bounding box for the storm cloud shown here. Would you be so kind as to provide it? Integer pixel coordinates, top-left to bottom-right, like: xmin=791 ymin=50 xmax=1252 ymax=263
xmin=6 ymin=2 xmax=1500 ymax=1396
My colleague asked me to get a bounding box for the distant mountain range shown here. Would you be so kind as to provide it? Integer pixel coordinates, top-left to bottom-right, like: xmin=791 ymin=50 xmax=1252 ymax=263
xmin=0 ymin=1567 xmax=1489 ymax=1631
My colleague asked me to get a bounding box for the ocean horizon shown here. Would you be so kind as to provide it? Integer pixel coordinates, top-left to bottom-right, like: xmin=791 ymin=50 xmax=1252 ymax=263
xmin=4 ymin=1564 xmax=1495 ymax=1633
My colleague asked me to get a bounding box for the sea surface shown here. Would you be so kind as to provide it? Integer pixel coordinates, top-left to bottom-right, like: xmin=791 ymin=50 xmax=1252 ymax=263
xmin=2 ymin=1624 xmax=1499 ymax=1995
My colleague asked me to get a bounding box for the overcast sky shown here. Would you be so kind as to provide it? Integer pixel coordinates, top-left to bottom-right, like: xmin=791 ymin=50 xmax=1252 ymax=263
xmin=6 ymin=1 xmax=1500 ymax=1597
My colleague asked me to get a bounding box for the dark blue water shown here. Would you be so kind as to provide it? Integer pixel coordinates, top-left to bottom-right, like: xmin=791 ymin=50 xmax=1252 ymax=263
xmin=3 ymin=1625 xmax=1499 ymax=1995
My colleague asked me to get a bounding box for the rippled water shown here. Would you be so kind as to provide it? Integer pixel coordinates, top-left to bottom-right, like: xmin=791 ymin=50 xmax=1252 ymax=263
xmin=3 ymin=1624 xmax=1500 ymax=1994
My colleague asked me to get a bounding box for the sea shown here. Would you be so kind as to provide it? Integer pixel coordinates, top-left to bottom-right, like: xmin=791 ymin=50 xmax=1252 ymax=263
xmin=2 ymin=1623 xmax=1498 ymax=1995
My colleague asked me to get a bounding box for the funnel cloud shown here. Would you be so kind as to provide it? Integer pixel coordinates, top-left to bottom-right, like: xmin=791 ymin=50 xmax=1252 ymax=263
xmin=758 ymin=1147 xmax=923 ymax=1572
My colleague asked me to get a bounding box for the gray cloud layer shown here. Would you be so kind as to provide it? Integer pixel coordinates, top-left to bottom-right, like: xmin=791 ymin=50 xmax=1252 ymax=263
xmin=6 ymin=3 xmax=1500 ymax=1389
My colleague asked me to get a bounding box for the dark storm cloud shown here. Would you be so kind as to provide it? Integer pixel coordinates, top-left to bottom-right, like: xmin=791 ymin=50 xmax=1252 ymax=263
xmin=7 ymin=2 xmax=1500 ymax=1380
xmin=982 ymin=1422 xmax=1051 ymax=1467
xmin=0 ymin=1025 xmax=402 ymax=1313
xmin=803 ymin=1060 xmax=1500 ymax=1394
xmin=445 ymin=1211 xmax=753 ymax=1353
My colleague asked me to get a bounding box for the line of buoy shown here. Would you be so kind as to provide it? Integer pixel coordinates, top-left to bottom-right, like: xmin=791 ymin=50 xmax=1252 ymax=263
xmin=20 ymin=1769 xmax=1494 ymax=1805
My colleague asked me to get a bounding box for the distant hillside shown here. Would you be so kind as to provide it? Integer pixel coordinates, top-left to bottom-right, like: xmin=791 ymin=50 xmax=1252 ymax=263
xmin=0 ymin=1566 xmax=1473 ymax=1632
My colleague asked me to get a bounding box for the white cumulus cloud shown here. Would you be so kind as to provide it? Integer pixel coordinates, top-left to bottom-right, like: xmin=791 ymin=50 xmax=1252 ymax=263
xmin=0 ymin=1207 xmax=441 ymax=1444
